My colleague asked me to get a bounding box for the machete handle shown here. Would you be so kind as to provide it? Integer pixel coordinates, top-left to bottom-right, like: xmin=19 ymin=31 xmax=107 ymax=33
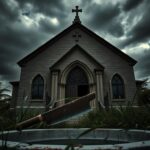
xmin=16 ymin=114 xmax=43 ymax=130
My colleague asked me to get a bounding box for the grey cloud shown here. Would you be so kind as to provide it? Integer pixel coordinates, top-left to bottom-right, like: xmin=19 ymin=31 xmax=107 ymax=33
xmin=123 ymin=0 xmax=143 ymax=11
xmin=107 ymin=18 xmax=124 ymax=37
xmin=84 ymin=2 xmax=124 ymax=37
xmin=0 ymin=63 xmax=17 ymax=78
xmin=87 ymin=3 xmax=120 ymax=28
xmin=0 ymin=0 xmax=19 ymax=21
xmin=120 ymin=1 xmax=150 ymax=48
xmin=134 ymin=50 xmax=150 ymax=79
xmin=129 ymin=9 xmax=150 ymax=42
xmin=0 ymin=0 xmax=150 ymax=88
xmin=38 ymin=18 xmax=60 ymax=34
xmin=16 ymin=0 xmax=67 ymax=18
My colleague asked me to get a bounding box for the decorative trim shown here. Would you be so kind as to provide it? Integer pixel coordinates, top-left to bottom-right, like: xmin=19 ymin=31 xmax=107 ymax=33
xmin=60 ymin=60 xmax=94 ymax=85
xmin=50 ymin=69 xmax=60 ymax=73
xmin=16 ymin=106 xmax=45 ymax=109
xmin=29 ymin=99 xmax=45 ymax=103
xmin=112 ymin=99 xmax=126 ymax=102
xmin=94 ymin=69 xmax=103 ymax=72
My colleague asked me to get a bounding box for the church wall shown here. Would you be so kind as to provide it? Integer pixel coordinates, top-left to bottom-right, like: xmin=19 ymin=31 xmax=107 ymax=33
xmin=53 ymin=28 xmax=137 ymax=105
xmin=17 ymin=30 xmax=76 ymax=108
xmin=17 ymin=26 xmax=137 ymax=108
xmin=75 ymin=29 xmax=137 ymax=105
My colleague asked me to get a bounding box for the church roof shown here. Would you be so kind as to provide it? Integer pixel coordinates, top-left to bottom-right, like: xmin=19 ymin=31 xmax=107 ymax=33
xmin=18 ymin=22 xmax=137 ymax=67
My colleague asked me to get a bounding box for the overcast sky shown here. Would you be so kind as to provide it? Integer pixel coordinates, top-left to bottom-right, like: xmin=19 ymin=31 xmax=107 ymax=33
xmin=0 ymin=0 xmax=150 ymax=89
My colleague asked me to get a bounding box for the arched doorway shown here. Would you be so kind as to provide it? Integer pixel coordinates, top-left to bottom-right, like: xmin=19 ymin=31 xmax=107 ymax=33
xmin=65 ymin=66 xmax=89 ymax=101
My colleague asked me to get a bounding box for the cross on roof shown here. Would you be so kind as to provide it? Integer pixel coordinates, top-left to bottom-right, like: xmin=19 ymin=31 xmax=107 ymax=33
xmin=72 ymin=6 xmax=82 ymax=17
xmin=72 ymin=6 xmax=82 ymax=24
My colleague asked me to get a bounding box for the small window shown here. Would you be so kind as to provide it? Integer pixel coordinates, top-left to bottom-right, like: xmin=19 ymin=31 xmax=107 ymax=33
xmin=31 ymin=75 xmax=44 ymax=99
xmin=112 ymin=74 xmax=125 ymax=99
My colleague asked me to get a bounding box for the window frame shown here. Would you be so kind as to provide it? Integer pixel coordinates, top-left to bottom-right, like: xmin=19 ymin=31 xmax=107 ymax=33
xmin=31 ymin=75 xmax=44 ymax=101
xmin=111 ymin=74 xmax=125 ymax=101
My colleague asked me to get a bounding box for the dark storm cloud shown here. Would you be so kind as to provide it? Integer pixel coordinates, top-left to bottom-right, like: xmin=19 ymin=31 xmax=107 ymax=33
xmin=0 ymin=25 xmax=48 ymax=81
xmin=0 ymin=63 xmax=18 ymax=80
xmin=128 ymin=7 xmax=150 ymax=43
xmin=0 ymin=0 xmax=53 ymax=81
xmin=0 ymin=0 xmax=19 ymax=21
xmin=0 ymin=0 xmax=150 ymax=88
xmin=16 ymin=0 xmax=69 ymax=33
xmin=16 ymin=0 xmax=68 ymax=23
xmin=133 ymin=50 xmax=150 ymax=79
xmin=84 ymin=2 xmax=124 ymax=37
xmin=38 ymin=18 xmax=60 ymax=34
xmin=120 ymin=0 xmax=150 ymax=48
xmin=0 ymin=44 xmax=20 ymax=81
xmin=0 ymin=0 xmax=19 ymax=81
xmin=0 ymin=0 xmax=68 ymax=82
xmin=17 ymin=0 xmax=65 ymax=15
xmin=123 ymin=0 xmax=143 ymax=11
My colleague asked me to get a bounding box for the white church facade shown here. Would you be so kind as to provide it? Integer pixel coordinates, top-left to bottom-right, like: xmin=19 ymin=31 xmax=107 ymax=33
xmin=11 ymin=7 xmax=137 ymax=111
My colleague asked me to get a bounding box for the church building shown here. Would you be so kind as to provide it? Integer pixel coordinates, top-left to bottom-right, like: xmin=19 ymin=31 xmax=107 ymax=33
xmin=11 ymin=6 xmax=137 ymax=111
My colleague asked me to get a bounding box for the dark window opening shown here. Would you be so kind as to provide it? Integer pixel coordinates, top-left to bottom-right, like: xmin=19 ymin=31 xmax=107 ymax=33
xmin=112 ymin=74 xmax=125 ymax=99
xmin=32 ymin=75 xmax=44 ymax=99
xmin=78 ymin=85 xmax=89 ymax=97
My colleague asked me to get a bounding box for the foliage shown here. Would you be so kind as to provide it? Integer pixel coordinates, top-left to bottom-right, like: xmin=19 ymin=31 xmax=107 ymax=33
xmin=0 ymin=102 xmax=48 ymax=149
xmin=1 ymin=100 xmax=150 ymax=149
xmin=57 ymin=106 xmax=150 ymax=130
xmin=0 ymin=103 xmax=48 ymax=132
xmin=1 ymin=101 xmax=150 ymax=131
xmin=135 ymin=79 xmax=150 ymax=106
xmin=78 ymin=106 xmax=150 ymax=129
xmin=0 ymin=82 xmax=11 ymax=101
xmin=138 ymin=88 xmax=150 ymax=106
xmin=0 ymin=102 xmax=15 ymax=131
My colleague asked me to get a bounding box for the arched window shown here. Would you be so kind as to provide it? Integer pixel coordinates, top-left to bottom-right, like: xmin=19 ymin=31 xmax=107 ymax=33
xmin=31 ymin=75 xmax=44 ymax=99
xmin=112 ymin=74 xmax=125 ymax=99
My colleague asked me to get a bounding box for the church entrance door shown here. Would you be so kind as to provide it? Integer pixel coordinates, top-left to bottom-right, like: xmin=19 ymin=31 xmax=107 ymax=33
xmin=65 ymin=66 xmax=89 ymax=103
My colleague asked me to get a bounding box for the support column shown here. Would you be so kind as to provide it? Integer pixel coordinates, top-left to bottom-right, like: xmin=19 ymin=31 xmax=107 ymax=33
xmin=95 ymin=70 xmax=104 ymax=108
xmin=51 ymin=70 xmax=59 ymax=106
xmin=59 ymin=84 xmax=65 ymax=105
xmin=89 ymin=83 xmax=96 ymax=108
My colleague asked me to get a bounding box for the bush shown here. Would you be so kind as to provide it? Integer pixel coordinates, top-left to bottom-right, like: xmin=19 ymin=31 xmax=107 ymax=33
xmin=138 ymin=88 xmax=150 ymax=106
xmin=75 ymin=106 xmax=150 ymax=129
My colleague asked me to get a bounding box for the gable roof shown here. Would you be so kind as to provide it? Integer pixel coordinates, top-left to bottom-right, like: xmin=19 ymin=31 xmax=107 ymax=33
xmin=50 ymin=44 xmax=104 ymax=70
xmin=18 ymin=22 xmax=137 ymax=67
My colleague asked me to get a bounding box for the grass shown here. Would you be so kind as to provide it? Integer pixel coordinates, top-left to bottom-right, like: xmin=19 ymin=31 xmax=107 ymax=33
xmin=51 ymin=106 xmax=150 ymax=129
xmin=1 ymin=102 xmax=150 ymax=149
xmin=69 ymin=106 xmax=150 ymax=130
xmin=1 ymin=101 xmax=150 ymax=130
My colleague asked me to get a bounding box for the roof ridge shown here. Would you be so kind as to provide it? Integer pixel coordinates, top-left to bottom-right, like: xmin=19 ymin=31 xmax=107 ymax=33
xmin=17 ymin=22 xmax=137 ymax=67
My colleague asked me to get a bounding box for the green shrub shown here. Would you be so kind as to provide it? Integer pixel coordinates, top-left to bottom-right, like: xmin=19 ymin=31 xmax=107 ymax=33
xmin=138 ymin=88 xmax=150 ymax=106
xmin=75 ymin=106 xmax=150 ymax=129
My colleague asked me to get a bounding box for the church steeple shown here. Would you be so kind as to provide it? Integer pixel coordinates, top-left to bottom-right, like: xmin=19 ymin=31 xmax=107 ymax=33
xmin=72 ymin=6 xmax=82 ymax=24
